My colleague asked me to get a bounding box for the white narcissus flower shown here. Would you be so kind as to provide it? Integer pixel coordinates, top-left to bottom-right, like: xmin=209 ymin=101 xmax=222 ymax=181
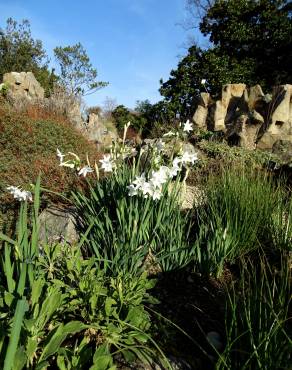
xmin=133 ymin=173 xmax=146 ymax=189
xmin=7 ymin=186 xmax=33 ymax=202
xmin=173 ymin=157 xmax=182 ymax=167
xmin=140 ymin=181 xmax=154 ymax=198
xmin=183 ymin=120 xmax=193 ymax=133
xmin=152 ymin=187 xmax=163 ymax=200
xmin=163 ymin=131 xmax=175 ymax=137
xmin=181 ymin=151 xmax=198 ymax=165
xmin=150 ymin=166 xmax=170 ymax=188
xmin=127 ymin=184 xmax=138 ymax=196
xmin=57 ymin=148 xmax=65 ymax=163
xmin=99 ymin=154 xmax=115 ymax=172
xmin=78 ymin=165 xmax=94 ymax=177
xmin=201 ymin=79 xmax=206 ymax=85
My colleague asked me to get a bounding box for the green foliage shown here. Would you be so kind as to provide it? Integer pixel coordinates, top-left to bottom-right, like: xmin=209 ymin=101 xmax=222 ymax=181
xmin=0 ymin=18 xmax=57 ymax=96
xmin=0 ymin=82 xmax=9 ymax=97
xmin=198 ymin=140 xmax=280 ymax=165
xmin=54 ymin=42 xmax=108 ymax=96
xmin=160 ymin=0 xmax=292 ymax=116
xmin=73 ymin=159 xmax=195 ymax=275
xmin=216 ymin=254 xmax=291 ymax=369
xmin=135 ymin=100 xmax=178 ymax=137
xmin=0 ymin=182 xmax=163 ymax=369
xmin=200 ymin=0 xmax=292 ymax=88
xmin=0 ymin=101 xmax=98 ymax=213
xmin=112 ymin=104 xmax=147 ymax=132
xmin=194 ymin=168 xmax=283 ymax=277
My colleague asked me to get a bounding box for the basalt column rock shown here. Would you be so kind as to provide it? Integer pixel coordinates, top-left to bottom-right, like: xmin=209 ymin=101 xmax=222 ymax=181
xmin=214 ymin=83 xmax=246 ymax=132
xmin=192 ymin=83 xmax=292 ymax=150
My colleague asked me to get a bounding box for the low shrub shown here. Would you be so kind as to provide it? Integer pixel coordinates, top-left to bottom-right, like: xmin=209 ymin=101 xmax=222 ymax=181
xmin=0 ymin=100 xmax=99 ymax=207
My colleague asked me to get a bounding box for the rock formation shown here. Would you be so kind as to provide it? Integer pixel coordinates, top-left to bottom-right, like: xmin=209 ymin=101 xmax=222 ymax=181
xmin=192 ymin=84 xmax=292 ymax=150
xmin=1 ymin=71 xmax=117 ymax=149
xmin=84 ymin=113 xmax=117 ymax=149
xmin=3 ymin=71 xmax=44 ymax=99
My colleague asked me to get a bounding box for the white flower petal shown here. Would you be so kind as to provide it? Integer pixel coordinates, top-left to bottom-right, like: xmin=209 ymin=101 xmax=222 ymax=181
xmin=183 ymin=120 xmax=193 ymax=133
xmin=78 ymin=165 xmax=94 ymax=177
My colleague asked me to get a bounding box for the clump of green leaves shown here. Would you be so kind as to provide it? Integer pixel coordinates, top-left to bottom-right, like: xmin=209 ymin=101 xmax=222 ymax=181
xmin=216 ymin=253 xmax=291 ymax=369
xmin=193 ymin=168 xmax=283 ymax=277
xmin=198 ymin=140 xmax=279 ymax=166
xmin=73 ymin=160 xmax=195 ymax=276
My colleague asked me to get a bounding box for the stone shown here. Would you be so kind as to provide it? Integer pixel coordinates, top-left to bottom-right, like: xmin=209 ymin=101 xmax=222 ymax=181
xmin=206 ymin=331 xmax=223 ymax=351
xmin=3 ymin=71 xmax=44 ymax=99
xmin=193 ymin=105 xmax=208 ymax=129
xmin=193 ymin=83 xmax=292 ymax=150
xmin=213 ymin=84 xmax=247 ymax=132
xmin=67 ymin=101 xmax=84 ymax=130
xmin=272 ymin=139 xmax=292 ymax=164
xmin=85 ymin=113 xmax=117 ymax=149
xmin=181 ymin=185 xmax=205 ymax=210
xmin=38 ymin=206 xmax=79 ymax=246
xmin=247 ymin=85 xmax=265 ymax=110
xmin=193 ymin=93 xmax=212 ymax=129
xmin=200 ymin=92 xmax=211 ymax=108
xmin=214 ymin=100 xmax=227 ymax=132
xmin=221 ymin=83 xmax=246 ymax=108
xmin=257 ymin=84 xmax=292 ymax=149
xmin=271 ymin=85 xmax=292 ymax=125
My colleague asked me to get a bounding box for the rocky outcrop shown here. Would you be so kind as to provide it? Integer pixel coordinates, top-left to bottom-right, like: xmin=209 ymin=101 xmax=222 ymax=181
xmin=257 ymin=85 xmax=292 ymax=149
xmin=85 ymin=113 xmax=117 ymax=149
xmin=2 ymin=71 xmax=117 ymax=149
xmin=3 ymin=71 xmax=44 ymax=99
xmin=193 ymin=92 xmax=211 ymax=129
xmin=192 ymin=84 xmax=292 ymax=150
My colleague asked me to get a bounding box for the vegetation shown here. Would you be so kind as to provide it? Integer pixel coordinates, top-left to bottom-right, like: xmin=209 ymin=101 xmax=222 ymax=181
xmin=1 ymin=124 xmax=291 ymax=368
xmin=0 ymin=97 xmax=99 ymax=232
xmin=0 ymin=18 xmax=107 ymax=98
xmin=159 ymin=0 xmax=292 ymax=119
xmin=54 ymin=42 xmax=108 ymax=97
xmin=0 ymin=18 xmax=58 ymax=96
xmin=0 ymin=4 xmax=291 ymax=369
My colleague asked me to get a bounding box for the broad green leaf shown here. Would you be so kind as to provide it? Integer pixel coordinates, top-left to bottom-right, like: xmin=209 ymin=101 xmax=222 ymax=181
xmin=4 ymin=292 xmax=14 ymax=307
xmin=40 ymin=321 xmax=87 ymax=361
xmin=13 ymin=345 xmax=27 ymax=370
xmin=90 ymin=356 xmax=114 ymax=370
xmin=31 ymin=279 xmax=44 ymax=306
xmin=26 ymin=336 xmax=38 ymax=362
xmin=105 ymin=297 xmax=116 ymax=317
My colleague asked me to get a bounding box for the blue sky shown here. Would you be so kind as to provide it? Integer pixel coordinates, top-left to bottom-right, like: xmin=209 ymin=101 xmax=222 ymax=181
xmin=0 ymin=0 xmax=203 ymax=109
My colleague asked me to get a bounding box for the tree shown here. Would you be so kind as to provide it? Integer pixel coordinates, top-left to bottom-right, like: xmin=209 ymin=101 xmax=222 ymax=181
xmin=102 ymin=96 xmax=118 ymax=120
xmin=160 ymin=0 xmax=292 ymax=117
xmin=199 ymin=0 xmax=292 ymax=87
xmin=111 ymin=104 xmax=147 ymax=132
xmin=0 ymin=18 xmax=57 ymax=94
xmin=54 ymin=42 xmax=108 ymax=96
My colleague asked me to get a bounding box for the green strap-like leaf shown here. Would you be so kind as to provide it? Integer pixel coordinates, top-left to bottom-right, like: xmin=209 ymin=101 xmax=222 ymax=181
xmin=4 ymin=299 xmax=28 ymax=370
